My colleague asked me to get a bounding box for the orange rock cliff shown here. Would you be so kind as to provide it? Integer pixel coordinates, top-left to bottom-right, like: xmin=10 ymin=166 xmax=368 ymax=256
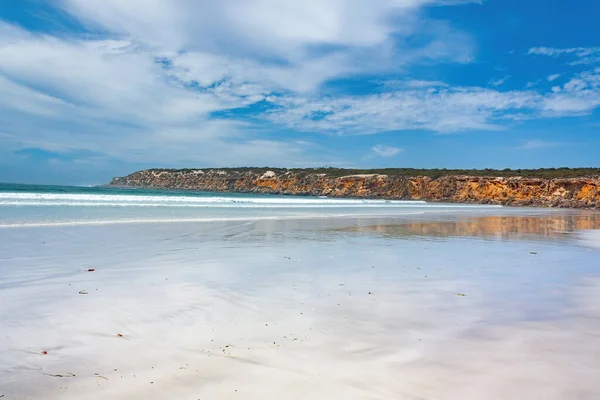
xmin=109 ymin=169 xmax=600 ymax=209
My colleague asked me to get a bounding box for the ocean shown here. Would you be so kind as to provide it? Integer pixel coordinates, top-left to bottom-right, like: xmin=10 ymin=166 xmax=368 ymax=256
xmin=0 ymin=182 xmax=503 ymax=227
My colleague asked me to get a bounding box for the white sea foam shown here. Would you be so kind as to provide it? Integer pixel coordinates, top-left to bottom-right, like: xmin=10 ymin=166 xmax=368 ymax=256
xmin=0 ymin=201 xmax=504 ymax=208
xmin=0 ymin=192 xmax=504 ymax=209
xmin=0 ymin=190 xmax=503 ymax=228
xmin=0 ymin=212 xmax=442 ymax=228
xmin=0 ymin=192 xmax=426 ymax=205
xmin=0 ymin=215 xmax=295 ymax=228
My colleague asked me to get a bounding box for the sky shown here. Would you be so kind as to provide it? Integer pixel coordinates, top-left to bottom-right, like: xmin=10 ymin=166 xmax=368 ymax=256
xmin=0 ymin=0 xmax=599 ymax=185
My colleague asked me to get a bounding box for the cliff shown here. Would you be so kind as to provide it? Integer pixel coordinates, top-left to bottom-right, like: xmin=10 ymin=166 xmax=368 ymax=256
xmin=109 ymin=169 xmax=600 ymax=209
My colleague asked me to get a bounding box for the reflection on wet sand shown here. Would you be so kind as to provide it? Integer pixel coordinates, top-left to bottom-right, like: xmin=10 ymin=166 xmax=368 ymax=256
xmin=341 ymin=212 xmax=600 ymax=241
xmin=1 ymin=214 xmax=600 ymax=399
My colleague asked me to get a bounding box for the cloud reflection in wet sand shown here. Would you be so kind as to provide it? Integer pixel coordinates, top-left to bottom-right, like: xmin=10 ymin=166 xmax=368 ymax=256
xmin=0 ymin=211 xmax=599 ymax=399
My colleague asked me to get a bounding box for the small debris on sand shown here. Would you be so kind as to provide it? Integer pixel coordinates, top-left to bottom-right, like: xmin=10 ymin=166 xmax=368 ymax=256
xmin=79 ymin=290 xmax=88 ymax=295
xmin=530 ymin=252 xmax=538 ymax=255
xmin=41 ymin=351 xmax=48 ymax=355
xmin=116 ymin=333 xmax=123 ymax=337
xmin=87 ymin=268 xmax=95 ymax=272
xmin=43 ymin=373 xmax=76 ymax=378
xmin=456 ymin=293 xmax=467 ymax=297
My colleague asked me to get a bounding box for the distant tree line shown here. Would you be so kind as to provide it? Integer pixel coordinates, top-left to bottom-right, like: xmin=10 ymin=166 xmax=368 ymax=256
xmin=147 ymin=167 xmax=600 ymax=179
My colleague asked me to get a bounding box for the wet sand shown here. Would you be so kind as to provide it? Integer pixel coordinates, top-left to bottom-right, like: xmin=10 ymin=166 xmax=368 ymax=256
xmin=1 ymin=212 xmax=599 ymax=399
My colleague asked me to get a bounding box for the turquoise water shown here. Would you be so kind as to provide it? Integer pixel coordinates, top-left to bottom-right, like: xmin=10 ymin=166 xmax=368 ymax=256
xmin=0 ymin=182 xmax=503 ymax=227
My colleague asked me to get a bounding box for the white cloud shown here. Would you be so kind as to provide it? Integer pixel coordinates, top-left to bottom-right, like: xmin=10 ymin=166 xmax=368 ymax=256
xmin=382 ymin=79 xmax=449 ymax=89
xmin=540 ymin=68 xmax=600 ymax=115
xmin=0 ymin=27 xmax=315 ymax=167
xmin=57 ymin=0 xmax=477 ymax=94
xmin=0 ymin=0 xmax=482 ymax=172
xmin=372 ymin=145 xmax=403 ymax=157
xmin=547 ymin=73 xmax=561 ymax=82
xmin=262 ymin=57 xmax=600 ymax=134
xmin=0 ymin=21 xmax=327 ymax=167
xmin=489 ymin=76 xmax=510 ymax=87
xmin=264 ymin=87 xmax=543 ymax=134
xmin=0 ymin=75 xmax=73 ymax=118
xmin=528 ymin=47 xmax=600 ymax=57
xmin=0 ymin=24 xmax=233 ymax=125
xmin=60 ymin=0 xmax=476 ymax=51
xmin=524 ymin=81 xmax=538 ymax=89
xmin=528 ymin=46 xmax=600 ymax=65
xmin=1 ymin=2 xmax=600 ymax=177
xmin=518 ymin=140 xmax=561 ymax=150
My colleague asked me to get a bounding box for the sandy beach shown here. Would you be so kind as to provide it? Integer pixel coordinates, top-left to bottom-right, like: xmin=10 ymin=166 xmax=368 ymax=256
xmin=1 ymin=210 xmax=600 ymax=399
xmin=3 ymin=0 xmax=600 ymax=397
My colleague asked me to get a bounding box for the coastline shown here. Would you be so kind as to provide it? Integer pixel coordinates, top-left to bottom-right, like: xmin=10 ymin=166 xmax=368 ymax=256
xmin=106 ymin=183 xmax=597 ymax=209
xmin=108 ymin=169 xmax=600 ymax=209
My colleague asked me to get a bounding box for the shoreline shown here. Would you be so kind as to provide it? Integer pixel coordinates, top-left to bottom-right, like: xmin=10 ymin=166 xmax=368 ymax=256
xmin=108 ymin=170 xmax=600 ymax=210
xmin=107 ymin=183 xmax=600 ymax=210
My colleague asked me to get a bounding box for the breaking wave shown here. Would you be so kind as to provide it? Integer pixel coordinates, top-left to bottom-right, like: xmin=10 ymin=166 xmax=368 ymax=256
xmin=0 ymin=192 xmax=433 ymax=208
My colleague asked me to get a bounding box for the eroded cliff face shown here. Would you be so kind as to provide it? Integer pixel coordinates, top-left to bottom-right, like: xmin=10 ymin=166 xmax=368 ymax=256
xmin=110 ymin=169 xmax=600 ymax=208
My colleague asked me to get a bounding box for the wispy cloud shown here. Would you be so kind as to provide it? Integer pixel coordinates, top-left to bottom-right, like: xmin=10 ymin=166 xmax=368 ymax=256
xmin=1 ymin=1 xmax=600 ymax=179
xmin=372 ymin=145 xmax=402 ymax=157
xmin=547 ymin=73 xmax=561 ymax=82
xmin=524 ymin=81 xmax=539 ymax=89
xmin=0 ymin=0 xmax=480 ymax=170
xmin=528 ymin=46 xmax=600 ymax=65
xmin=528 ymin=47 xmax=600 ymax=57
xmin=381 ymin=79 xmax=449 ymax=89
xmin=264 ymin=71 xmax=600 ymax=134
xmin=58 ymin=0 xmax=478 ymax=93
xmin=264 ymin=87 xmax=541 ymax=134
xmin=518 ymin=140 xmax=561 ymax=150
xmin=489 ymin=75 xmax=510 ymax=87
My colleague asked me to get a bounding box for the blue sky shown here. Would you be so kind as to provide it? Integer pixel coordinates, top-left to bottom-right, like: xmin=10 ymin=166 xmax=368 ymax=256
xmin=0 ymin=0 xmax=599 ymax=184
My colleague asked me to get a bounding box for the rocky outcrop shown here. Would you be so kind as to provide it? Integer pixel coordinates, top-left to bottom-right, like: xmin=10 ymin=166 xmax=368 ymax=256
xmin=109 ymin=169 xmax=600 ymax=209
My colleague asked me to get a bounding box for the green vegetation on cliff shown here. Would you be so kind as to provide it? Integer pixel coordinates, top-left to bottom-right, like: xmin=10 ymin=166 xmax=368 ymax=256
xmin=147 ymin=167 xmax=600 ymax=179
